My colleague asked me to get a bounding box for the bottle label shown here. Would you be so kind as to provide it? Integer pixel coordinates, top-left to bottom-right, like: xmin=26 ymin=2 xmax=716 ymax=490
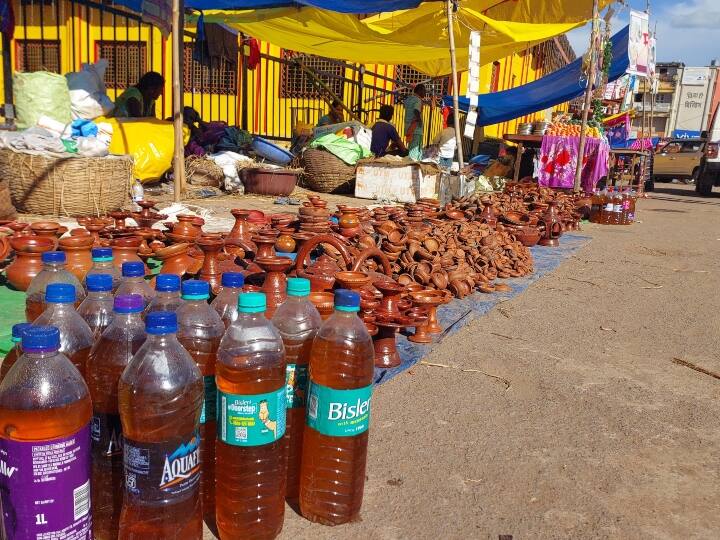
xmin=0 ymin=424 xmax=92 ymax=539
xmin=200 ymin=375 xmax=217 ymax=424
xmin=306 ymin=381 xmax=373 ymax=437
xmin=613 ymin=204 xmax=623 ymax=213
xmin=91 ymin=412 xmax=123 ymax=457
xmin=286 ymin=363 xmax=309 ymax=409
xmin=218 ymin=388 xmax=286 ymax=446
xmin=123 ymin=430 xmax=200 ymax=503
xmin=604 ymin=202 xmax=614 ymax=211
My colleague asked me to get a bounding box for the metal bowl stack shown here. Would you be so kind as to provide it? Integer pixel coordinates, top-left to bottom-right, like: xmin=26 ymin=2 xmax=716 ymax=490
xmin=518 ymin=122 xmax=533 ymax=135
xmin=532 ymin=121 xmax=549 ymax=135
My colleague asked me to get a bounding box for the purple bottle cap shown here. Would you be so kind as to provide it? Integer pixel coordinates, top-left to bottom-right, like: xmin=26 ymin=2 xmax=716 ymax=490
xmin=114 ymin=294 xmax=144 ymax=314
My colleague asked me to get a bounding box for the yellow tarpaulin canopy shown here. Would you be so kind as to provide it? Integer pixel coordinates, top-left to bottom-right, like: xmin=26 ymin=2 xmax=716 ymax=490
xmin=195 ymin=0 xmax=612 ymax=76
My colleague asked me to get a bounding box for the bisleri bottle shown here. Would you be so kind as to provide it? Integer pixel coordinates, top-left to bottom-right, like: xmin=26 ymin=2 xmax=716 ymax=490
xmin=211 ymin=272 xmax=245 ymax=327
xmin=0 ymin=322 xmax=33 ymax=383
xmin=25 ymin=250 xmax=86 ymax=322
xmin=116 ymin=261 xmax=155 ymax=307
xmin=34 ymin=283 xmax=95 ymax=379
xmin=78 ymin=273 xmax=115 ymax=338
xmin=299 ymin=289 xmax=375 ymax=525
xmin=146 ymin=274 xmax=184 ymax=313
xmin=176 ymin=279 xmax=225 ymax=534
xmin=85 ymin=247 xmax=122 ymax=292
xmin=271 ymin=277 xmax=321 ymax=501
xmin=86 ymin=294 xmax=147 ymax=540
xmin=118 ymin=311 xmax=204 ymax=539
xmin=216 ymin=292 xmax=287 ymax=539
xmin=0 ymin=325 xmax=93 ymax=538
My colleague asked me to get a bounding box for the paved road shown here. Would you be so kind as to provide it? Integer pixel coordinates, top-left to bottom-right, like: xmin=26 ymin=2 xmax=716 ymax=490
xmin=213 ymin=183 xmax=720 ymax=539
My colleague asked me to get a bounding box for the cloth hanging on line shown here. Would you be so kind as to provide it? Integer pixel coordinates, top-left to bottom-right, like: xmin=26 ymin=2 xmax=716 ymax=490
xmin=194 ymin=14 xmax=239 ymax=69
xmin=536 ymin=135 xmax=610 ymax=193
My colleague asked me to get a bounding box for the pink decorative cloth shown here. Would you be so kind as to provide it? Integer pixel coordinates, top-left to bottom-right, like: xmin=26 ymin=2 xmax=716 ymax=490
xmin=537 ymin=135 xmax=610 ymax=192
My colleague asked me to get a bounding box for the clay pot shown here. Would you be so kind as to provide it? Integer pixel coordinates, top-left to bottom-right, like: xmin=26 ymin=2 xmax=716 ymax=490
xmin=6 ymin=236 xmax=55 ymax=291
xmin=155 ymin=243 xmax=203 ymax=277
xmin=309 ymin=292 xmax=335 ymax=320
xmin=295 ymin=234 xmax=352 ymax=292
xmin=538 ymin=201 xmax=563 ymax=247
xmin=228 ymin=209 xmax=254 ymax=243
xmin=334 ymin=271 xmax=372 ymax=291
xmin=30 ymin=221 xmax=67 ymax=243
xmin=59 ymin=235 xmax=95 ymax=281
xmin=174 ymin=214 xmax=202 ymax=239
xmin=252 ymin=235 xmax=277 ymax=259
xmin=477 ymin=200 xmax=498 ymax=228
xmin=112 ymin=236 xmax=144 ymax=270
xmin=275 ymin=234 xmax=296 ymax=254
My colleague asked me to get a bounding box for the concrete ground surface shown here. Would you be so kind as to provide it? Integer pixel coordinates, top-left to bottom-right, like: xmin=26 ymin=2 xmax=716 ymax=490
xmin=202 ymin=182 xmax=720 ymax=540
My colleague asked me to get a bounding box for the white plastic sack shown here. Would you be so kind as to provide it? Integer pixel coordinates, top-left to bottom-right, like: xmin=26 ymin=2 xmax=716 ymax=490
xmin=208 ymin=151 xmax=253 ymax=193
xmin=66 ymin=60 xmax=115 ymax=120
xmin=76 ymin=137 xmax=109 ymax=157
xmin=14 ymin=72 xmax=72 ymax=130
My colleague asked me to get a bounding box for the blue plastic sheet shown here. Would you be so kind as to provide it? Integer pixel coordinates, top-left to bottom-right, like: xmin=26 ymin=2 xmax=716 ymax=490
xmin=444 ymin=26 xmax=630 ymax=126
xmin=374 ymin=233 xmax=591 ymax=385
xmin=184 ymin=0 xmax=429 ymax=12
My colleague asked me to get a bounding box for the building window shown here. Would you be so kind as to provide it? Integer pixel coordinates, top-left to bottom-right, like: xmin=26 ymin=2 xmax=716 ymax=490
xmin=280 ymin=51 xmax=345 ymax=99
xmin=183 ymin=45 xmax=237 ymax=95
xmin=393 ymin=65 xmax=450 ymax=104
xmin=97 ymin=41 xmax=147 ymax=90
xmin=490 ymin=61 xmax=501 ymax=92
xmin=16 ymin=40 xmax=61 ymax=73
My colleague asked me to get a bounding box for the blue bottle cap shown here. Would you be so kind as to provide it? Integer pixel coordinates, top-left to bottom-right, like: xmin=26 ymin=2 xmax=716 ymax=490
xmin=221 ymin=272 xmax=244 ymax=288
xmin=22 ymin=326 xmax=61 ymax=353
xmin=334 ymin=289 xmax=360 ymax=312
xmin=11 ymin=322 xmax=33 ymax=343
xmin=114 ymin=294 xmax=144 ymax=314
xmin=156 ymin=274 xmax=181 ymax=292
xmin=45 ymin=283 xmax=76 ymax=304
xmin=86 ymin=273 xmax=113 ymax=292
xmin=182 ymin=279 xmax=210 ymax=300
xmin=287 ymin=277 xmax=311 ymax=297
xmin=42 ymin=251 xmax=66 ymax=264
xmin=122 ymin=261 xmax=145 ymax=277
xmin=91 ymin=247 xmax=113 ymax=261
xmin=145 ymin=311 xmax=178 ymax=335
xmin=238 ymin=292 xmax=266 ymax=313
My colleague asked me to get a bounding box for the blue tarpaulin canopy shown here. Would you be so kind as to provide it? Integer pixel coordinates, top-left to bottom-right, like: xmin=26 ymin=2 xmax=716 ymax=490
xmin=184 ymin=0 xmax=431 ymax=12
xmin=444 ymin=25 xmax=630 ymax=126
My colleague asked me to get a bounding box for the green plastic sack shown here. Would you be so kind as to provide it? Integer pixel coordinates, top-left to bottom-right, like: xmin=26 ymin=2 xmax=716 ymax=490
xmin=308 ymin=133 xmax=370 ymax=165
xmin=14 ymin=71 xmax=72 ymax=130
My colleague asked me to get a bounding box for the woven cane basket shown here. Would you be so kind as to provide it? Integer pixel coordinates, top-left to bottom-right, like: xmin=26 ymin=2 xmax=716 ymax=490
xmin=186 ymin=156 xmax=223 ymax=187
xmin=301 ymin=148 xmax=356 ymax=194
xmin=1 ymin=149 xmax=131 ymax=217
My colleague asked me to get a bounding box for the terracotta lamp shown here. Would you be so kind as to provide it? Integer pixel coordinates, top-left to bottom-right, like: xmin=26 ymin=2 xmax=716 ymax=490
xmin=538 ymin=200 xmax=563 ymax=247
xmin=6 ymin=236 xmax=55 ymax=291
xmin=196 ymin=236 xmax=225 ymax=291
xmin=255 ymin=256 xmax=294 ymax=317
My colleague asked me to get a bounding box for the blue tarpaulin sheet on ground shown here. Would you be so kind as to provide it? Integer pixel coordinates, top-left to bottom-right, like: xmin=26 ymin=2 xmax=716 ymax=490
xmin=444 ymin=26 xmax=630 ymax=126
xmin=374 ymin=233 xmax=591 ymax=385
xmin=184 ymin=0 xmax=429 ymax=12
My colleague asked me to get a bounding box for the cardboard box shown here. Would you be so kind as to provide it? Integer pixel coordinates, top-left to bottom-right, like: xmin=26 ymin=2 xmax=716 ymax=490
xmin=355 ymin=161 xmax=441 ymax=203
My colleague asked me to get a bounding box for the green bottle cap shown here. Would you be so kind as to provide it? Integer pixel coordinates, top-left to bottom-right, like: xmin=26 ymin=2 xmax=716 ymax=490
xmin=287 ymin=277 xmax=311 ymax=297
xmin=238 ymin=292 xmax=266 ymax=313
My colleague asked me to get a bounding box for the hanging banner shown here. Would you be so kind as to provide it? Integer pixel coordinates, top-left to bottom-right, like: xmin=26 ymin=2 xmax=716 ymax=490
xmin=627 ymin=10 xmax=650 ymax=77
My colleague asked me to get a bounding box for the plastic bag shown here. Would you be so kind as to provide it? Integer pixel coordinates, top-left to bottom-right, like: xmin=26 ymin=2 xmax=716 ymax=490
xmin=103 ymin=117 xmax=189 ymax=182
xmin=66 ymin=60 xmax=115 ymax=120
xmin=307 ymin=133 xmax=370 ymax=165
xmin=14 ymin=72 xmax=72 ymax=130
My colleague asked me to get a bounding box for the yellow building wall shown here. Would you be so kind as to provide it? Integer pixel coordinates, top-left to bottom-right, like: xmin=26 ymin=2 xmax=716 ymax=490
xmin=2 ymin=0 xmax=570 ymax=144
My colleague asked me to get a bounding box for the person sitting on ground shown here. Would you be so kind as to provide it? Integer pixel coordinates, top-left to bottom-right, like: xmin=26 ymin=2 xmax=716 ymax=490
xmin=112 ymin=71 xmax=164 ymax=118
xmin=430 ymin=112 xmax=458 ymax=170
xmin=371 ymin=104 xmax=407 ymax=158
xmin=404 ymin=83 xmax=426 ymax=160
xmin=317 ymin=100 xmax=345 ymax=126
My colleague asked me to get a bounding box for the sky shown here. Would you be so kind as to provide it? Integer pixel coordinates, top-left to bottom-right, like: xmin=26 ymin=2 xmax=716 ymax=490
xmin=566 ymin=0 xmax=720 ymax=67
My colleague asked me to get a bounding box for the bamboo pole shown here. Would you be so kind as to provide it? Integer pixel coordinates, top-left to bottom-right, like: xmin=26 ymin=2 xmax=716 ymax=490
xmin=573 ymin=0 xmax=600 ymax=192
xmin=172 ymin=0 xmax=185 ymax=203
xmin=446 ymin=0 xmax=464 ymax=170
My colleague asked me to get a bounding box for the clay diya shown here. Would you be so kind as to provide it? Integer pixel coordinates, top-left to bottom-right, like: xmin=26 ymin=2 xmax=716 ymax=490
xmin=155 ymin=243 xmax=203 ymax=277
xmin=409 ymin=290 xmax=450 ymax=335
xmin=538 ymin=201 xmax=563 ymax=247
xmin=132 ymin=200 xmax=168 ymax=229
xmin=251 ymin=235 xmax=277 ymax=259
xmin=335 ymin=271 xmax=373 ymax=291
xmin=477 ymin=199 xmax=498 ymax=228
xmin=373 ymin=313 xmax=418 ymax=368
xmin=6 ymin=222 xmax=30 ymax=237
xmin=30 ymin=221 xmax=67 ymax=242
xmin=255 ymin=256 xmax=294 ymax=317
xmin=6 ymin=236 xmax=55 ymax=291
xmin=109 ymin=211 xmax=130 ymax=230
xmin=59 ymin=235 xmax=95 ymax=281
xmin=374 ymin=279 xmax=406 ymax=317
xmin=309 ymin=291 xmax=335 ymax=320
xmin=196 ymin=236 xmax=225 ymax=291
xmin=174 ymin=214 xmax=203 ymax=239
xmin=228 ymin=209 xmax=254 ymax=244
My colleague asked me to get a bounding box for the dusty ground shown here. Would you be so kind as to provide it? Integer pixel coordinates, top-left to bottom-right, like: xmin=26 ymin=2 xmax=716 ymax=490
xmin=198 ymin=182 xmax=720 ymax=539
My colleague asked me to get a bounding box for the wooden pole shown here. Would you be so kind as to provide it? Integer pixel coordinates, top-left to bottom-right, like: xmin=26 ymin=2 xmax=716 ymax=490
xmin=572 ymin=0 xmax=600 ymax=192
xmin=446 ymin=0 xmax=465 ymax=170
xmin=172 ymin=0 xmax=185 ymax=203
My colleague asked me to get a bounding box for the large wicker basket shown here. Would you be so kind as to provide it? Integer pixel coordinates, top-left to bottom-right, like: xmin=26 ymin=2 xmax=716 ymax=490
xmin=1 ymin=148 xmax=131 ymax=217
xmin=301 ymin=148 xmax=356 ymax=194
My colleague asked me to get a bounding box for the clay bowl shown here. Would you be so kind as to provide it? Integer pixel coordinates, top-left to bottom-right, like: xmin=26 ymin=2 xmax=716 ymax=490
xmin=299 ymin=206 xmax=330 ymax=218
xmin=30 ymin=221 xmax=67 ymax=239
xmin=513 ymin=227 xmax=541 ymax=247
xmin=9 ymin=235 xmax=56 ymax=253
xmin=335 ymin=271 xmax=372 ymax=291
xmin=309 ymin=291 xmax=335 ymax=320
